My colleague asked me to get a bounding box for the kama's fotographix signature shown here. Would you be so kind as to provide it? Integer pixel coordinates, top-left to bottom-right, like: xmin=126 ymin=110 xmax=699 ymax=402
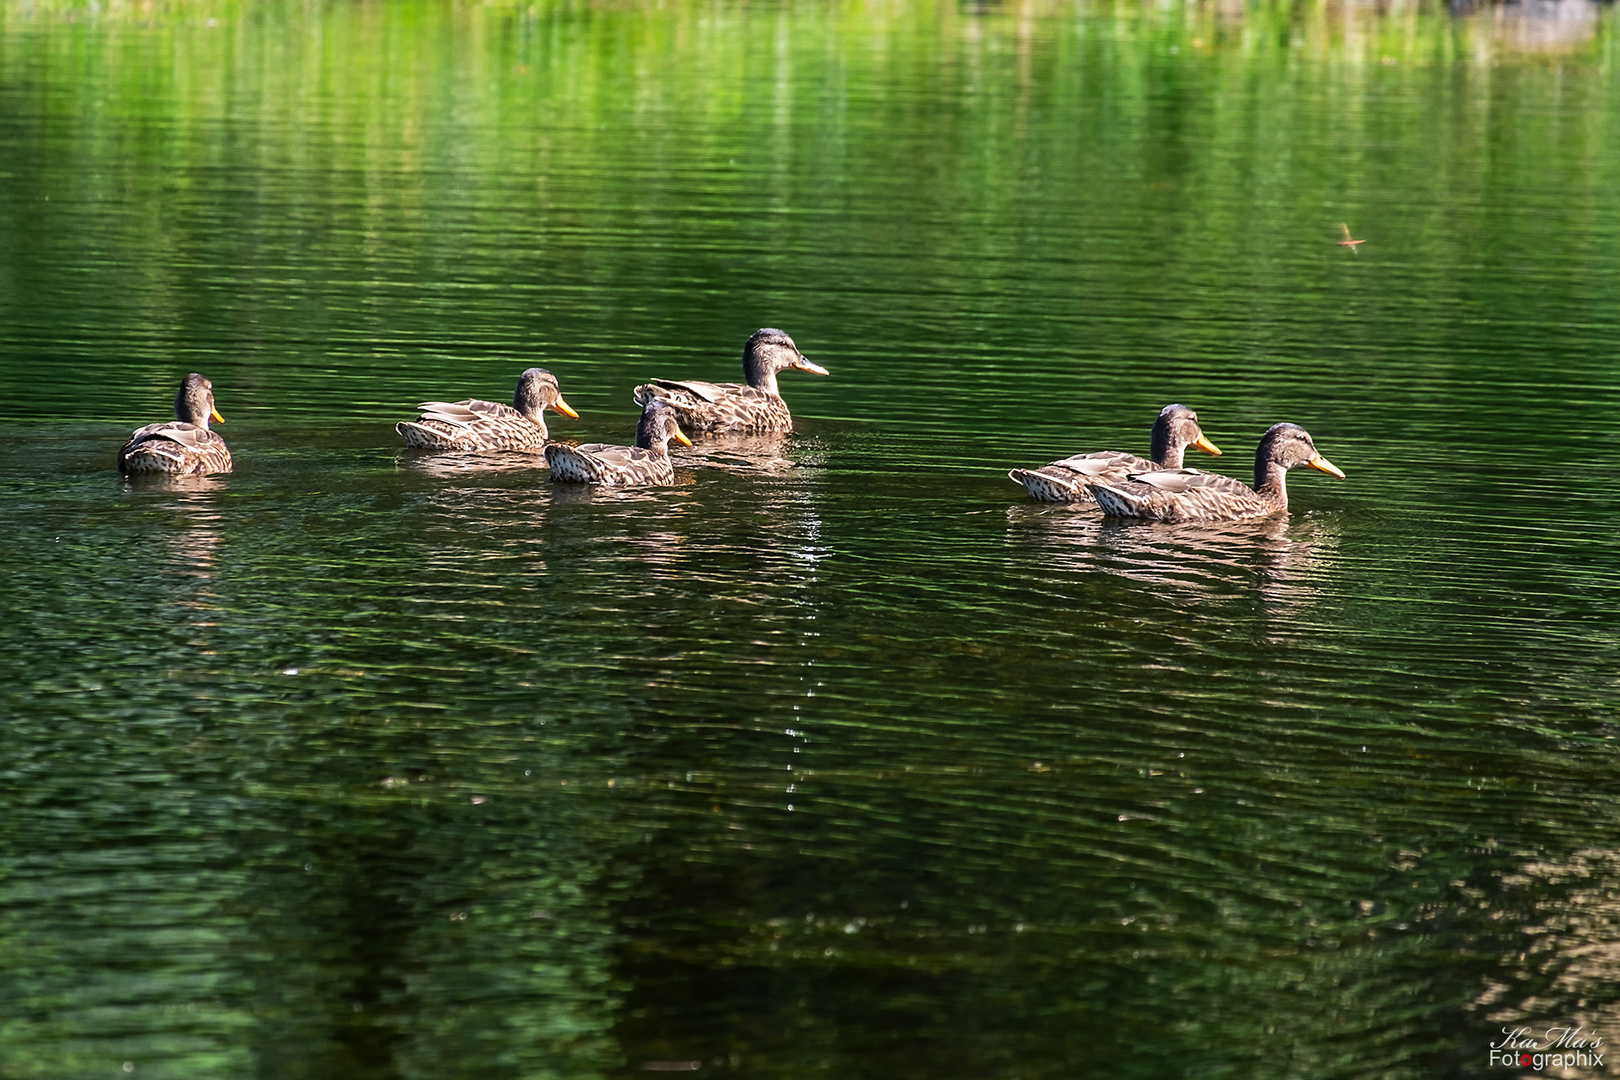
xmin=1488 ymin=1025 xmax=1605 ymax=1071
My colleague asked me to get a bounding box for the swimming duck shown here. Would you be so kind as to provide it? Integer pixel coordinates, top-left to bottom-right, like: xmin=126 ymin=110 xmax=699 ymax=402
xmin=117 ymin=373 xmax=232 ymax=476
xmin=1008 ymin=403 xmax=1222 ymax=503
xmin=545 ymin=400 xmax=693 ymax=486
xmin=1091 ymin=423 xmax=1344 ymax=522
xmin=397 ymin=367 xmax=577 ymax=451
xmin=631 ymin=328 xmax=828 ymax=435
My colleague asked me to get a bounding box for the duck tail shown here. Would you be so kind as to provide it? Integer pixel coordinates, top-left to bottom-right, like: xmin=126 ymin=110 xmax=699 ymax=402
xmin=1004 ymin=466 xmax=1095 ymax=505
xmin=1089 ymin=482 xmax=1145 ymax=518
xmin=1009 ymin=468 xmax=1084 ymax=502
xmin=397 ymin=420 xmax=454 ymax=448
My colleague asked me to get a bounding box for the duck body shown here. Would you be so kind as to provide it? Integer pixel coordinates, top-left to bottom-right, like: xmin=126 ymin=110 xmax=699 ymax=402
xmin=545 ymin=400 xmax=693 ymax=486
xmin=118 ymin=373 xmax=232 ymax=476
xmin=632 ymin=328 xmax=827 ymax=436
xmin=1091 ymin=422 xmax=1344 ymax=523
xmin=1009 ymin=403 xmax=1221 ymax=504
xmin=397 ymin=367 xmax=576 ymax=451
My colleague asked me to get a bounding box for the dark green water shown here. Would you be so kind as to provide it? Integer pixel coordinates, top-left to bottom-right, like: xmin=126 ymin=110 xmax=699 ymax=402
xmin=3 ymin=1 xmax=1620 ymax=1077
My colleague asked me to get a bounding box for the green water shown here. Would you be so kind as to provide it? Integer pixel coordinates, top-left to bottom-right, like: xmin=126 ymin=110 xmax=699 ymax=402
xmin=3 ymin=1 xmax=1620 ymax=1077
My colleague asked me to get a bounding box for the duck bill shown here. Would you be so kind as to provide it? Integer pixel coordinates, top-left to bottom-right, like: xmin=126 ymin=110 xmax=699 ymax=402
xmin=672 ymin=425 xmax=693 ymax=447
xmin=1192 ymin=433 xmax=1222 ymax=456
xmin=1307 ymin=453 xmax=1345 ymax=479
xmin=209 ymin=408 xmax=225 ymax=424
xmin=551 ymin=396 xmax=579 ymax=419
xmin=793 ymin=356 xmax=830 ymax=377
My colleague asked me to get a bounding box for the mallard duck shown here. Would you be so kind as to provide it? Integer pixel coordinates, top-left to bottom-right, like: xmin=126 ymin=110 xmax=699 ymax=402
xmin=545 ymin=400 xmax=693 ymax=486
xmin=117 ymin=373 xmax=232 ymax=476
xmin=397 ymin=367 xmax=577 ymax=451
xmin=631 ymin=328 xmax=828 ymax=435
xmin=1091 ymin=422 xmax=1344 ymax=522
xmin=1008 ymin=403 xmax=1222 ymax=503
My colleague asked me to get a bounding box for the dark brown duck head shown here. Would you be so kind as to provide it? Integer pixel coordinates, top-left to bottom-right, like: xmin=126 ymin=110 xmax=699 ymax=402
xmin=743 ymin=328 xmax=829 ymax=395
xmin=1252 ymin=422 xmax=1345 ymax=499
xmin=635 ymin=400 xmax=695 ymax=454
xmin=514 ymin=367 xmax=578 ymax=429
xmin=1149 ymin=403 xmax=1222 ymax=468
xmin=175 ymin=373 xmax=224 ymax=430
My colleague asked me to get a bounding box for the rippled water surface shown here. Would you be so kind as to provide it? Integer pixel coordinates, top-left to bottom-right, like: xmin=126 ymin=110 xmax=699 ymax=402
xmin=4 ymin=1 xmax=1620 ymax=1077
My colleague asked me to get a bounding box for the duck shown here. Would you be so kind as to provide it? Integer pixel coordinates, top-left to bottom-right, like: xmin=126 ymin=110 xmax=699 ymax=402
xmin=545 ymin=400 xmax=693 ymax=486
xmin=397 ymin=367 xmax=577 ymax=451
xmin=1091 ymin=422 xmax=1344 ymax=523
xmin=631 ymin=328 xmax=828 ymax=435
xmin=117 ymin=373 xmax=232 ymax=476
xmin=1008 ymin=403 xmax=1222 ymax=503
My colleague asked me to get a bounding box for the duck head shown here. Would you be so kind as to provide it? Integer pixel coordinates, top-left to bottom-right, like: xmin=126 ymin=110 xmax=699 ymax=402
xmin=636 ymin=400 xmax=694 ymax=452
xmin=1253 ymin=422 xmax=1344 ymax=490
xmin=175 ymin=373 xmax=223 ymax=429
xmin=514 ymin=367 xmax=578 ymax=428
xmin=1150 ymin=403 xmax=1222 ymax=468
xmin=743 ymin=328 xmax=829 ymax=394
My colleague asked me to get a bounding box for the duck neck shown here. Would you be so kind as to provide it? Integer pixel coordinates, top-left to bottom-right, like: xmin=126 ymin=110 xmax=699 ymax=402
xmin=1252 ymin=459 xmax=1289 ymax=507
xmin=743 ymin=347 xmax=781 ymax=394
xmin=1151 ymin=425 xmax=1182 ymax=468
xmin=176 ymin=388 xmax=211 ymax=430
xmin=514 ymin=381 xmax=551 ymax=434
xmin=749 ymin=364 xmax=781 ymax=395
xmin=635 ymin=414 xmax=670 ymax=455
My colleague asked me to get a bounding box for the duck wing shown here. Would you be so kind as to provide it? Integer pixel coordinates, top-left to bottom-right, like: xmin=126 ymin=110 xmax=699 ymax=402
xmin=546 ymin=442 xmax=670 ymax=484
xmin=1093 ymin=469 xmax=1272 ymax=522
xmin=632 ymin=380 xmax=789 ymax=434
xmin=119 ymin=422 xmax=231 ymax=475
xmin=1048 ymin=450 xmax=1153 ymax=476
xmin=398 ymin=397 xmax=542 ymax=450
xmin=634 ymin=380 xmax=743 ymax=406
xmin=1009 ymin=449 xmax=1155 ymax=503
xmin=414 ymin=398 xmax=520 ymax=426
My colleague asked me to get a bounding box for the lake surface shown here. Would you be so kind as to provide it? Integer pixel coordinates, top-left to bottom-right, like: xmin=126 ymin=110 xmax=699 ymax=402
xmin=3 ymin=1 xmax=1620 ymax=1077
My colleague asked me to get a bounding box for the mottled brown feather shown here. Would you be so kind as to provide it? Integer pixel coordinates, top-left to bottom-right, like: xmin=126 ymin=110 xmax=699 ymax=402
xmin=630 ymin=328 xmax=825 ymax=436
xmin=544 ymin=400 xmax=688 ymax=486
xmin=1009 ymin=404 xmax=1220 ymax=504
xmin=396 ymin=368 xmax=574 ymax=452
xmin=1091 ymin=423 xmax=1342 ymax=522
xmin=117 ymin=373 xmax=231 ymax=476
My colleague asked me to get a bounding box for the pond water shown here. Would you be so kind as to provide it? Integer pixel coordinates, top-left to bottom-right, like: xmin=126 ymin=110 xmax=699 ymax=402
xmin=3 ymin=1 xmax=1620 ymax=1077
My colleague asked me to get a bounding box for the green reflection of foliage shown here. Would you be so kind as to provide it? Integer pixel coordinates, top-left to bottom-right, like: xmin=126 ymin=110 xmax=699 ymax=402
xmin=7 ymin=0 xmax=1614 ymax=62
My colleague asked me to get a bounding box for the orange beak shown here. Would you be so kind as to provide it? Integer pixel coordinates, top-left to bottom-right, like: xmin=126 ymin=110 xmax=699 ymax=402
xmin=1192 ymin=432 xmax=1222 ymax=456
xmin=793 ymin=356 xmax=830 ymax=376
xmin=1307 ymin=453 xmax=1345 ymax=479
xmin=210 ymin=408 xmax=225 ymax=424
xmin=672 ymin=425 xmax=693 ymax=447
xmin=551 ymin=396 xmax=579 ymax=419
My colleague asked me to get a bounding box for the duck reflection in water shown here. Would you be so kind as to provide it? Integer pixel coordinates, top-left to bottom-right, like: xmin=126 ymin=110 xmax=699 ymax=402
xmin=544 ymin=461 xmax=829 ymax=597
xmin=662 ymin=431 xmax=802 ymax=475
xmin=1006 ymin=504 xmax=1340 ymax=613
xmin=120 ymin=483 xmax=229 ymax=644
xmin=396 ymin=448 xmax=548 ymax=477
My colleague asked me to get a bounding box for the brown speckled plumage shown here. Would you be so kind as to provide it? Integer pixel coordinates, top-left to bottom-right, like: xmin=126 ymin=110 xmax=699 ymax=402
xmin=632 ymin=328 xmax=828 ymax=435
xmin=1009 ymin=404 xmax=1221 ymax=504
xmin=545 ymin=400 xmax=693 ymax=486
xmin=397 ymin=367 xmax=576 ymax=451
xmin=118 ymin=373 xmax=232 ymax=476
xmin=1091 ymin=422 xmax=1345 ymax=522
